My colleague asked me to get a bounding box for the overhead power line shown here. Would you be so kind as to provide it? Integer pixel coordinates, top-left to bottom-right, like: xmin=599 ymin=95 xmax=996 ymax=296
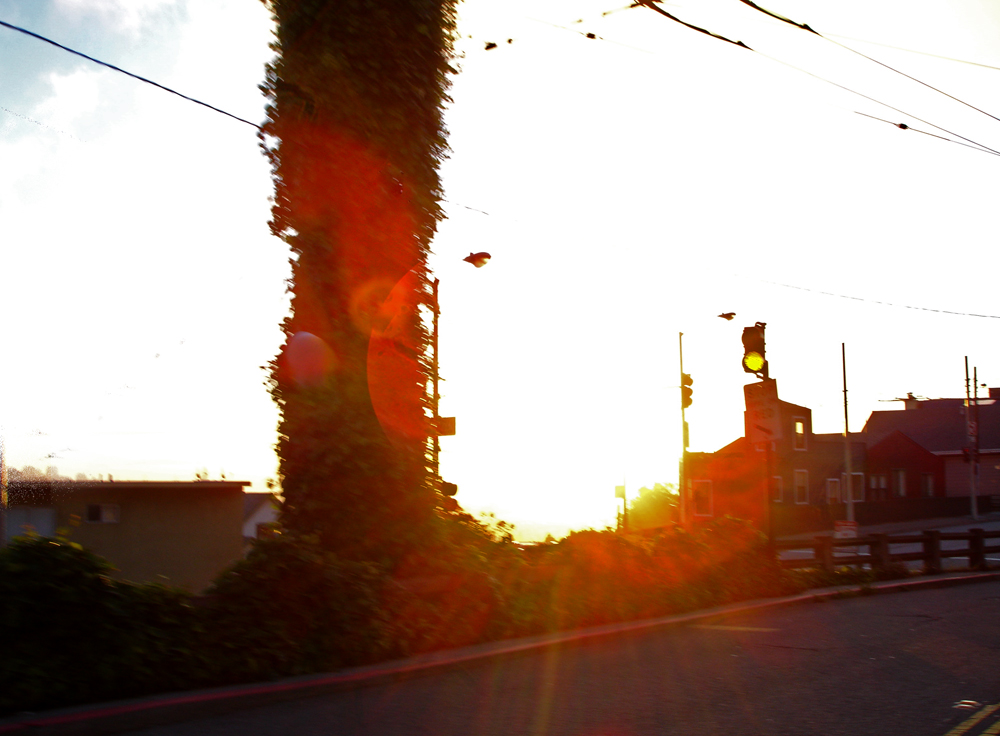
xmin=761 ymin=279 xmax=1000 ymax=319
xmin=0 ymin=105 xmax=83 ymax=140
xmin=734 ymin=0 xmax=1000 ymax=126
xmin=757 ymin=50 xmax=1000 ymax=156
xmin=853 ymin=111 xmax=1000 ymax=157
xmin=526 ymin=16 xmax=654 ymax=53
xmin=635 ymin=0 xmax=1000 ymax=157
xmin=0 ymin=18 xmax=261 ymax=131
xmin=442 ymin=196 xmax=1000 ymax=320
xmin=636 ymin=0 xmax=750 ymax=50
xmin=825 ymin=34 xmax=1000 ymax=73
xmin=441 ymin=198 xmax=491 ymax=216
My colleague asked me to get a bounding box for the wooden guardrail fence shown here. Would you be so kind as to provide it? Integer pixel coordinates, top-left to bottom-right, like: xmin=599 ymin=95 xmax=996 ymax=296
xmin=776 ymin=528 xmax=1000 ymax=574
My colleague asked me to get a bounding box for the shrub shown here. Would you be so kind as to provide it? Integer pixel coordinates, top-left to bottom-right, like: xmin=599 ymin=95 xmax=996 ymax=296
xmin=0 ymin=534 xmax=199 ymax=714
xmin=378 ymin=511 xmax=510 ymax=655
xmin=199 ymin=535 xmax=391 ymax=681
xmin=0 ymin=514 xmax=807 ymax=716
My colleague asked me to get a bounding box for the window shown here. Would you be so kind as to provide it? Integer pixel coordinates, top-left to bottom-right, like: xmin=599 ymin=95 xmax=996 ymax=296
xmin=793 ymin=418 xmax=807 ymax=450
xmin=847 ymin=472 xmax=865 ymax=502
xmin=794 ymin=470 xmax=809 ymax=504
xmin=86 ymin=504 xmax=120 ymax=524
xmin=867 ymin=474 xmax=888 ymax=500
xmin=826 ymin=478 xmax=841 ymax=503
xmin=921 ymin=473 xmax=934 ymax=497
xmin=892 ymin=469 xmax=906 ymax=498
xmin=842 ymin=473 xmax=863 ymax=502
xmin=692 ymin=480 xmax=713 ymax=516
xmin=772 ymin=475 xmax=784 ymax=503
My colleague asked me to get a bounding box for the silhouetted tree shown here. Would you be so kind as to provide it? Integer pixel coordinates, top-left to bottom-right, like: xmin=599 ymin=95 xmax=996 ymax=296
xmin=7 ymin=466 xmax=71 ymax=482
xmin=629 ymin=482 xmax=679 ymax=530
xmin=260 ymin=0 xmax=457 ymax=561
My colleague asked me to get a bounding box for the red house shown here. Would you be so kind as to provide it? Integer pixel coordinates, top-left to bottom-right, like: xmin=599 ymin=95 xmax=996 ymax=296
xmin=686 ymin=398 xmax=865 ymax=536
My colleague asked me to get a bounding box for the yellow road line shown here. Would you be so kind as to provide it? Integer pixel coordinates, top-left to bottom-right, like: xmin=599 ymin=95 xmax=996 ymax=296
xmin=693 ymin=625 xmax=779 ymax=632
xmin=945 ymin=703 xmax=1000 ymax=736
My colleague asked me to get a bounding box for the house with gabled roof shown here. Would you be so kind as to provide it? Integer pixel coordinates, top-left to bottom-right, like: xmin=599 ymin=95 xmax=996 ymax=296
xmin=243 ymin=491 xmax=279 ymax=551
xmin=1 ymin=479 xmax=250 ymax=591
xmin=863 ymin=390 xmax=1000 ymax=509
xmin=683 ymin=387 xmax=996 ymax=536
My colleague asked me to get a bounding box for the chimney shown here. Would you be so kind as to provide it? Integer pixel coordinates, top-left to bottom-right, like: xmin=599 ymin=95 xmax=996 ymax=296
xmin=990 ymin=388 xmax=1000 ymax=399
xmin=903 ymin=392 xmax=920 ymax=410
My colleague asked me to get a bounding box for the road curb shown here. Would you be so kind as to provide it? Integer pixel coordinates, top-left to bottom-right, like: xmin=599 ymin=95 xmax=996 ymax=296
xmin=3 ymin=570 xmax=998 ymax=736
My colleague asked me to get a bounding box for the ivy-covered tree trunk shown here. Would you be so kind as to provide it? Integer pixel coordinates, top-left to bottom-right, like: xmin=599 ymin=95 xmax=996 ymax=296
xmin=260 ymin=0 xmax=457 ymax=561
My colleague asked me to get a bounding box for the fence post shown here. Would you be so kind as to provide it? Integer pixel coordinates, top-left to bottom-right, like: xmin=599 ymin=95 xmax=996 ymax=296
xmin=970 ymin=528 xmax=986 ymax=570
xmin=814 ymin=535 xmax=833 ymax=572
xmin=923 ymin=530 xmax=941 ymax=574
xmin=871 ymin=533 xmax=890 ymax=572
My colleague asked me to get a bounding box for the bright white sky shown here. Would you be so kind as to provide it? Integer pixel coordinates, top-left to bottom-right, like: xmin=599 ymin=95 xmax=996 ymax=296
xmin=2 ymin=0 xmax=999 ymax=539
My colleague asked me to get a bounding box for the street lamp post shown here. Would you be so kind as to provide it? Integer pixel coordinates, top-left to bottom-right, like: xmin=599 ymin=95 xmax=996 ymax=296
xmin=678 ymin=332 xmax=688 ymax=525
xmin=430 ymin=277 xmax=442 ymax=480
xmin=428 ymin=254 xmax=490 ymax=491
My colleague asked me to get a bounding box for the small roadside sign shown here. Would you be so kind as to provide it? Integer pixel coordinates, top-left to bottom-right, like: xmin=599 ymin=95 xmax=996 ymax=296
xmin=834 ymin=520 xmax=858 ymax=554
xmin=834 ymin=520 xmax=858 ymax=539
xmin=744 ymin=378 xmax=783 ymax=445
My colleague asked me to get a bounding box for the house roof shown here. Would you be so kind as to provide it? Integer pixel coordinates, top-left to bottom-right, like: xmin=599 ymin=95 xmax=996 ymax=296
xmin=243 ymin=492 xmax=277 ymax=519
xmin=863 ymin=398 xmax=997 ymax=453
xmin=812 ymin=432 xmax=865 ymax=444
xmin=7 ymin=479 xmax=251 ymax=490
xmin=867 ymin=428 xmax=943 ymax=462
xmin=6 ymin=479 xmax=251 ymax=505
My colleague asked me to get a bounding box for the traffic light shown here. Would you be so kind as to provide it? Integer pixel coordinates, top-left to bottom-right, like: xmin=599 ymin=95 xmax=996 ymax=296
xmin=681 ymin=373 xmax=693 ymax=409
xmin=742 ymin=323 xmax=767 ymax=376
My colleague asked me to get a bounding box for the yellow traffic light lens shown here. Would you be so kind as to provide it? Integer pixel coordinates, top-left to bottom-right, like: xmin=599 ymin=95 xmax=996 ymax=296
xmin=743 ymin=352 xmax=765 ymax=372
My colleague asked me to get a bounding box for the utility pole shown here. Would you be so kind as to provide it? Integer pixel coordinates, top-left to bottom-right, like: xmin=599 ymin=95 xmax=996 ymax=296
xmin=974 ymin=366 xmax=981 ymax=519
xmin=842 ymin=343 xmax=854 ymax=522
xmin=965 ymin=357 xmax=977 ymax=520
xmin=622 ymin=480 xmax=629 ymax=533
xmin=679 ymin=332 xmax=687 ymax=526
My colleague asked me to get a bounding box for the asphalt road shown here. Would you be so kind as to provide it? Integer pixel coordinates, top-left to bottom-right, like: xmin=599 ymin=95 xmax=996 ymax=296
xmin=121 ymin=581 xmax=1000 ymax=736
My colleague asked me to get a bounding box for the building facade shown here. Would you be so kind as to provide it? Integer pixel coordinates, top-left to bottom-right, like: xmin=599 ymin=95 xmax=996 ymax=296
xmin=684 ymin=388 xmax=995 ymax=536
xmin=1 ymin=479 xmax=249 ymax=591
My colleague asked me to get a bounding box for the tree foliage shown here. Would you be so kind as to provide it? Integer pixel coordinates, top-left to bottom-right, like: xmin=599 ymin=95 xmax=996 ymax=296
xmin=629 ymin=482 xmax=679 ymax=530
xmin=259 ymin=0 xmax=458 ymax=559
xmin=0 ymin=519 xmax=802 ymax=716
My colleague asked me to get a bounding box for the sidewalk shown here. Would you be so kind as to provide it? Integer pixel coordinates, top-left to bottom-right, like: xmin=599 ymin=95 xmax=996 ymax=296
xmin=779 ymin=512 xmax=1000 ymax=543
xmin=2 ymin=570 xmax=998 ymax=736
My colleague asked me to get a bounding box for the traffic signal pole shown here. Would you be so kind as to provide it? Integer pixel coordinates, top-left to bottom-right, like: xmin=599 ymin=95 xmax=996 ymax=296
xmin=741 ymin=322 xmax=773 ymax=543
